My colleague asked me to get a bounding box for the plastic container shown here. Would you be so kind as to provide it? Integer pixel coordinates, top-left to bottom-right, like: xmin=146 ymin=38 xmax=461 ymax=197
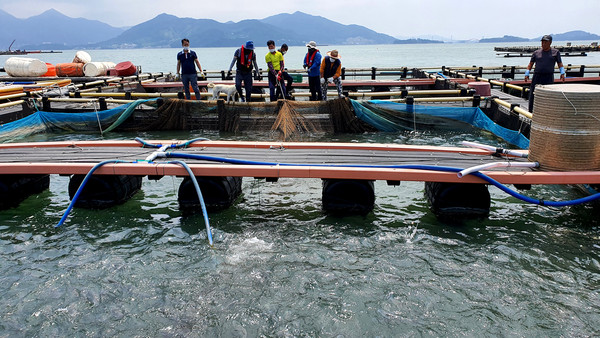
xmin=72 ymin=51 xmax=92 ymax=64
xmin=83 ymin=62 xmax=116 ymax=77
xmin=468 ymin=82 xmax=491 ymax=96
xmin=56 ymin=63 xmax=85 ymax=77
xmin=115 ymin=61 xmax=137 ymax=76
xmin=529 ymin=83 xmax=600 ymax=171
xmin=4 ymin=57 xmax=48 ymax=77
xmin=290 ymin=73 xmax=303 ymax=83
xmin=42 ymin=63 xmax=57 ymax=77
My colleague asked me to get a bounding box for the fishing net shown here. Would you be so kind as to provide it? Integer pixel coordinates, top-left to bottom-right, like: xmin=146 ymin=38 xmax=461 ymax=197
xmin=351 ymin=100 xmax=530 ymax=149
xmin=121 ymin=98 xmax=375 ymax=139
xmin=0 ymin=99 xmax=155 ymax=142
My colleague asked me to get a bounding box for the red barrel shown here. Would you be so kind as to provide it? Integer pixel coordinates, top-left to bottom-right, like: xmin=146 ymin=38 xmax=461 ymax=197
xmin=115 ymin=61 xmax=137 ymax=76
xmin=468 ymin=82 xmax=491 ymax=96
xmin=56 ymin=63 xmax=85 ymax=77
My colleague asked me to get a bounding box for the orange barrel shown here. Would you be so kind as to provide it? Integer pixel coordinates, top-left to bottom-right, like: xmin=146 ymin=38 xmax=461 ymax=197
xmin=42 ymin=63 xmax=57 ymax=77
xmin=467 ymin=82 xmax=491 ymax=96
xmin=56 ymin=63 xmax=85 ymax=77
xmin=115 ymin=61 xmax=137 ymax=76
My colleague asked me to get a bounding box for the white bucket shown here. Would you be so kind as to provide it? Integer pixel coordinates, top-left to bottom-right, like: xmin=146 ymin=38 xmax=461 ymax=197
xmin=72 ymin=51 xmax=92 ymax=64
xmin=4 ymin=57 xmax=48 ymax=77
xmin=83 ymin=61 xmax=116 ymax=77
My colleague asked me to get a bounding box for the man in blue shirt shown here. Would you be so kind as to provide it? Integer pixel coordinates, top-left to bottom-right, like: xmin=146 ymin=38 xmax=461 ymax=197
xmin=524 ymin=35 xmax=565 ymax=112
xmin=176 ymin=38 xmax=205 ymax=100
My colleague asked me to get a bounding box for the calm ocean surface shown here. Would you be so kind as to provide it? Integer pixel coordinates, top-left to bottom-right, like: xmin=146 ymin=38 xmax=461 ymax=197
xmin=1 ymin=43 xmax=600 ymax=336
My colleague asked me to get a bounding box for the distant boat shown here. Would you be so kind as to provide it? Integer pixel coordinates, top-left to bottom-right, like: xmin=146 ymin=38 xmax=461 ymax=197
xmin=0 ymin=40 xmax=62 ymax=55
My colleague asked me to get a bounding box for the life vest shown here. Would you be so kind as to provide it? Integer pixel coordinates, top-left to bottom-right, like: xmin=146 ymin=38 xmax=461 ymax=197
xmin=323 ymin=56 xmax=340 ymax=78
xmin=304 ymin=49 xmax=319 ymax=68
xmin=237 ymin=46 xmax=254 ymax=72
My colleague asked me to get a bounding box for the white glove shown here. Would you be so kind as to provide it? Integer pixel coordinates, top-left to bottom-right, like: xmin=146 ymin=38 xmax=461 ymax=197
xmin=328 ymin=78 xmax=333 ymax=84
xmin=320 ymin=78 xmax=325 ymax=84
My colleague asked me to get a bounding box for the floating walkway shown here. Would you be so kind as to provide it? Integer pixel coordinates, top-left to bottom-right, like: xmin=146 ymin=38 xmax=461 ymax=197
xmin=1 ymin=139 xmax=599 ymax=185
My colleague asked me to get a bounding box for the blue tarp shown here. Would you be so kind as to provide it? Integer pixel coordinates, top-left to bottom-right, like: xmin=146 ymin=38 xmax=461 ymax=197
xmin=0 ymin=99 xmax=156 ymax=142
xmin=351 ymin=99 xmax=530 ymax=149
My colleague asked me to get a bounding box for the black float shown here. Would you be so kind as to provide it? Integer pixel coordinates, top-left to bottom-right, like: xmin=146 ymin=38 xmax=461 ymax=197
xmin=424 ymin=182 xmax=490 ymax=218
xmin=178 ymin=176 xmax=243 ymax=213
xmin=0 ymin=174 xmax=50 ymax=209
xmin=322 ymin=179 xmax=375 ymax=215
xmin=68 ymin=174 xmax=143 ymax=209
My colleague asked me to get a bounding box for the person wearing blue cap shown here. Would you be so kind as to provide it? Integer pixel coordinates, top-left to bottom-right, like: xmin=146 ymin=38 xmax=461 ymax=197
xmin=524 ymin=34 xmax=565 ymax=112
xmin=228 ymin=41 xmax=260 ymax=102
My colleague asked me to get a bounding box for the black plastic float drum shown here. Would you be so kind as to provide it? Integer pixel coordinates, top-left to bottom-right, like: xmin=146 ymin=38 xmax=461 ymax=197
xmin=68 ymin=175 xmax=143 ymax=209
xmin=0 ymin=174 xmax=50 ymax=210
xmin=424 ymin=182 xmax=490 ymax=219
xmin=322 ymin=179 xmax=375 ymax=215
xmin=178 ymin=176 xmax=243 ymax=213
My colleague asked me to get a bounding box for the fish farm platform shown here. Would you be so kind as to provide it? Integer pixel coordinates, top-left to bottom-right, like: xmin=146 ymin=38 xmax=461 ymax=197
xmin=1 ymin=140 xmax=599 ymax=185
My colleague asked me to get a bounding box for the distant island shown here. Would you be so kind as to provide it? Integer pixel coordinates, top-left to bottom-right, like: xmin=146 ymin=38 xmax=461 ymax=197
xmin=479 ymin=35 xmax=529 ymax=43
xmin=480 ymin=30 xmax=600 ymax=43
xmin=393 ymin=38 xmax=443 ymax=44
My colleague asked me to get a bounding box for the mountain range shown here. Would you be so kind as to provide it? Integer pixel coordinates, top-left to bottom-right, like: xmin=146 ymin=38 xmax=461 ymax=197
xmin=0 ymin=9 xmax=397 ymax=50
xmin=0 ymin=9 xmax=598 ymax=50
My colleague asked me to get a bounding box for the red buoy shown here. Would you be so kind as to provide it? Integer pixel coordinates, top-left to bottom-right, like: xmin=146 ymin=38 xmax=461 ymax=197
xmin=115 ymin=61 xmax=137 ymax=76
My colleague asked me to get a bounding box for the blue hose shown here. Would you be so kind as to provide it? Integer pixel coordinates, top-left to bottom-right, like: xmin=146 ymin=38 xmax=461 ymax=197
xmin=55 ymin=155 xmax=214 ymax=245
xmin=56 ymin=160 xmax=128 ymax=227
xmin=162 ymin=152 xmax=600 ymax=207
xmin=168 ymin=160 xmax=213 ymax=246
xmin=134 ymin=137 xmax=210 ymax=149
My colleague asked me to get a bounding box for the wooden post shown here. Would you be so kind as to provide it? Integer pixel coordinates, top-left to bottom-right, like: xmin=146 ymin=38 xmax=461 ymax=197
xmin=42 ymin=96 xmax=51 ymax=111
xmin=99 ymin=97 xmax=107 ymax=111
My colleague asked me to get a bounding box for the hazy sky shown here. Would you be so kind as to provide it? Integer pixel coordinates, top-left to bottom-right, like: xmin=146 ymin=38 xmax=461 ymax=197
xmin=1 ymin=0 xmax=598 ymax=40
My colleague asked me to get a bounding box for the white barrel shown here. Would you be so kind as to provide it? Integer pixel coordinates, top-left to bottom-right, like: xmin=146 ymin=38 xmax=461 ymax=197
xmin=4 ymin=57 xmax=48 ymax=77
xmin=83 ymin=61 xmax=116 ymax=77
xmin=72 ymin=51 xmax=92 ymax=64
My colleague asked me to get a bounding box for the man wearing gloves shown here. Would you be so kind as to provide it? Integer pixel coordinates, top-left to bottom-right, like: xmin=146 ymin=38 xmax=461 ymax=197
xmin=524 ymin=34 xmax=565 ymax=112
xmin=227 ymin=40 xmax=259 ymax=102
xmin=320 ymin=50 xmax=343 ymax=100
xmin=303 ymin=41 xmax=322 ymax=101
xmin=265 ymin=40 xmax=286 ymax=101
xmin=176 ymin=38 xmax=204 ymax=100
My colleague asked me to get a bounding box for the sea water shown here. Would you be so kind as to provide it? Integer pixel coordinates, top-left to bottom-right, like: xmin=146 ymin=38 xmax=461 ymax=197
xmin=1 ymin=43 xmax=599 ymax=336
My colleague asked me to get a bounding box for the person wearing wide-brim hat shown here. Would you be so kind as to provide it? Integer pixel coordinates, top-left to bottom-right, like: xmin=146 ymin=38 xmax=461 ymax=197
xmin=303 ymin=41 xmax=322 ymax=101
xmin=320 ymin=49 xmax=344 ymax=100
xmin=524 ymin=34 xmax=565 ymax=112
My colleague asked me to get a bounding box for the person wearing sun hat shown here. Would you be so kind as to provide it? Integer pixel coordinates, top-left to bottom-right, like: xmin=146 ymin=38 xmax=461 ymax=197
xmin=524 ymin=34 xmax=565 ymax=112
xmin=303 ymin=41 xmax=322 ymax=100
xmin=320 ymin=49 xmax=344 ymax=100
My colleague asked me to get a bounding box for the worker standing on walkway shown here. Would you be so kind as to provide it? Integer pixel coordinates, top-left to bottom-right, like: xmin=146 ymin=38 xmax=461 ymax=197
xmin=524 ymin=34 xmax=565 ymax=112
